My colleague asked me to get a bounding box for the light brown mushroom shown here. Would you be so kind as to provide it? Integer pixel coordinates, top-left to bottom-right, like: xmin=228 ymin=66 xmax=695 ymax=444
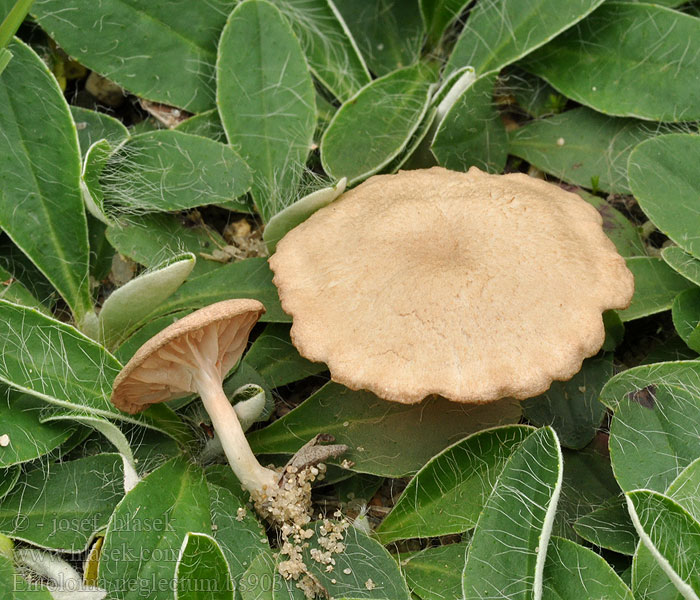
xmin=111 ymin=299 xmax=278 ymax=496
xmin=269 ymin=166 xmax=634 ymax=404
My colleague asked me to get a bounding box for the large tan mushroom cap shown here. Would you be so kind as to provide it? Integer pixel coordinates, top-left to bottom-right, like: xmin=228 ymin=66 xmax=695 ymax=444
xmin=112 ymin=299 xmax=265 ymax=414
xmin=269 ymin=167 xmax=634 ymax=404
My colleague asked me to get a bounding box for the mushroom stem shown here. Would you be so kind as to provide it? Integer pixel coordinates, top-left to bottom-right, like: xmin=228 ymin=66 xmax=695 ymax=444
xmin=194 ymin=369 xmax=278 ymax=496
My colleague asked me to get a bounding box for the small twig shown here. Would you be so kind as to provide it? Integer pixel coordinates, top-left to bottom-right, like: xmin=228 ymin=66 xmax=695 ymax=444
xmin=280 ymin=434 xmax=349 ymax=483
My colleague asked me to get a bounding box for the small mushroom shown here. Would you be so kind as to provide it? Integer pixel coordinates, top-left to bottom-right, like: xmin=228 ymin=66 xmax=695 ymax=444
xmin=111 ymin=299 xmax=279 ymax=497
xmin=269 ymin=166 xmax=634 ymax=404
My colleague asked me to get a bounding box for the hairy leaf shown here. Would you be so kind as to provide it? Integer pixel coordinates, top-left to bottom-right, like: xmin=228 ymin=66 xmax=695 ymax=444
xmin=242 ymin=323 xmax=326 ymax=389
xmin=522 ymin=3 xmax=700 ymax=121
xmin=0 ymin=454 xmax=124 ymax=552
xmin=542 ymin=536 xmax=633 ymax=599
xmin=376 ymin=425 xmax=533 ymax=543
xmin=462 ymin=427 xmax=563 ymax=600
xmin=33 ymin=0 xmax=237 ymax=112
xmin=447 ymin=0 xmax=604 ymax=75
xmin=0 ymin=39 xmax=91 ymax=320
xmin=274 ymin=0 xmax=370 ymax=102
xmin=249 ymin=382 xmax=521 ymax=477
xmin=175 ymin=533 xmax=234 ymax=600
xmin=0 ymin=391 xmax=75 ymax=467
xmin=432 ymin=72 xmax=507 ymax=173
xmin=619 ymin=258 xmax=694 ymax=321
xmin=102 ymin=130 xmax=252 ymax=213
xmin=508 ymin=107 xmax=674 ymax=194
xmin=629 ymin=134 xmax=700 ymax=259
xmin=321 ymin=64 xmax=434 ymax=184
xmin=99 ymin=458 xmax=211 ymax=600
xmin=71 ymin=106 xmax=129 ymax=156
xmin=217 ymin=0 xmax=316 ymax=222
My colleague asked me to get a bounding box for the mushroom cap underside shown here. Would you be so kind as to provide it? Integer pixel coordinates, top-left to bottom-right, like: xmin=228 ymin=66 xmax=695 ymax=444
xmin=111 ymin=299 xmax=265 ymax=414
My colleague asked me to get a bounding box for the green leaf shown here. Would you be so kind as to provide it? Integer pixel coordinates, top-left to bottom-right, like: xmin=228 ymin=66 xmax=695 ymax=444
xmin=217 ymin=0 xmax=316 ymax=222
xmin=577 ymin=190 xmax=646 ymax=258
xmin=603 ymin=310 xmax=625 ymax=351
xmin=632 ymin=457 xmax=700 ymax=600
xmin=102 ymin=130 xmax=252 ymax=213
xmin=609 ymin=383 xmax=700 ymax=493
xmin=0 ymin=454 xmax=124 ymax=552
xmin=629 ymin=134 xmax=700 ymax=259
xmin=42 ymin=411 xmax=140 ymax=478
xmin=249 ymin=382 xmax=521 ymax=477
xmin=600 ymin=360 xmax=700 ymax=412
xmin=263 ymin=177 xmax=347 ymax=253
xmin=242 ymin=323 xmax=326 ymax=389
xmin=617 ymin=0 xmax=689 ymax=5
xmin=382 ymin=67 xmax=470 ymax=172
xmin=175 ymin=109 xmax=226 ymax=143
xmin=0 ymin=300 xmax=120 ymax=417
xmin=207 ymin=483 xmax=269 ymax=583
xmin=663 ymin=247 xmax=700 ymax=287
xmin=446 ymin=0 xmax=604 ymax=75
xmin=522 ymin=354 xmax=612 ymax=450
xmin=81 ymin=139 xmax=116 ymax=225
xmin=0 ymin=553 xmax=13 ymax=600
xmin=334 ymin=472 xmax=384 ymax=505
xmin=333 ymin=0 xmax=423 ymax=76
xmin=385 ymin=106 xmax=438 ymax=172
xmin=0 ymin=48 xmax=9 ymax=74
xmin=0 ymin=236 xmax=57 ymax=308
xmin=574 ymin=496 xmax=638 ymax=555
xmin=273 ymin=0 xmax=370 ymax=102
xmin=431 ymin=72 xmax=507 ymax=173
xmin=126 ymin=427 xmax=181 ymax=473
xmin=508 ymin=107 xmax=674 ymax=194
xmin=618 ymin=257 xmax=694 ymax=322
xmin=420 ymin=0 xmax=469 ymax=47
xmin=88 ymin=215 xmax=115 ymax=282
xmin=0 ymin=39 xmax=92 ymax=320
xmin=375 ymin=425 xmax=534 ymax=544
xmin=98 ymin=253 xmax=195 ymax=349
xmin=0 ymin=0 xmax=32 ymax=48
xmin=672 ymin=289 xmax=700 ymax=353
xmin=505 ymin=68 xmax=566 ymax=118
xmin=70 ymin=106 xmax=129 ymax=156
xmin=554 ymin=441 xmax=620 ymax=541
xmin=237 ymin=550 xmax=298 ymax=600
xmin=0 ymin=264 xmax=45 ymax=312
xmin=321 ymin=64 xmax=434 ymax=184
xmin=140 ymin=257 xmax=288 ymax=324
xmin=0 ymin=391 xmax=75 ymax=467
xmin=401 ymin=542 xmax=467 ymax=600
xmin=641 ymin=335 xmax=698 ymax=365
xmin=175 ymin=533 xmax=234 ymax=600
xmin=99 ymin=458 xmax=212 ymax=600
xmin=462 ymin=427 xmax=563 ymax=600
xmin=667 ymin=456 xmax=700 ymax=521
xmin=0 ymin=465 xmax=19 ymax=501
xmin=0 ymin=549 xmax=56 ymax=600
xmin=305 ymin=525 xmax=411 ymax=600
xmin=542 ymin=536 xmax=633 ymax=599
xmin=0 ymin=300 xmax=190 ymax=442
xmin=521 ymin=3 xmax=700 ymax=121
xmin=106 ymin=213 xmax=226 ymax=278
xmin=32 ymin=0 xmax=236 ymax=112
xmin=627 ymin=490 xmax=700 ymax=600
